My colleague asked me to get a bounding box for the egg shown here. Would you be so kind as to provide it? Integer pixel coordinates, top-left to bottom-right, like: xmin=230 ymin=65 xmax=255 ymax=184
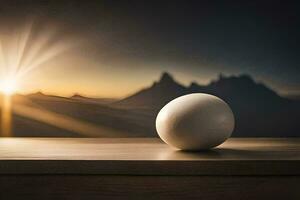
xmin=156 ymin=93 xmax=235 ymax=150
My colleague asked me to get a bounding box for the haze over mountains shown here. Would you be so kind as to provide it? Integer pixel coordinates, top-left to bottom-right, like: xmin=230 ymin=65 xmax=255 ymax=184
xmin=7 ymin=72 xmax=300 ymax=137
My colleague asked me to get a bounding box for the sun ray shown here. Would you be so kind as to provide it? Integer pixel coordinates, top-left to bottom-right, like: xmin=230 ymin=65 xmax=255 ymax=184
xmin=1 ymin=95 xmax=12 ymax=136
xmin=15 ymin=20 xmax=34 ymax=74
xmin=0 ymin=19 xmax=78 ymax=136
xmin=0 ymin=40 xmax=7 ymax=76
xmin=7 ymin=30 xmax=20 ymax=77
xmin=12 ymin=99 xmax=125 ymax=137
xmin=17 ymin=41 xmax=73 ymax=78
xmin=17 ymin=27 xmax=57 ymax=75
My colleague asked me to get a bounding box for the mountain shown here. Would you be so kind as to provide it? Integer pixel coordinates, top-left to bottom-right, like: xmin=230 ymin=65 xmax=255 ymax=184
xmin=10 ymin=93 xmax=155 ymax=137
xmin=114 ymin=72 xmax=188 ymax=109
xmin=189 ymin=74 xmax=300 ymax=137
xmin=284 ymin=93 xmax=300 ymax=100
xmin=71 ymin=93 xmax=117 ymax=105
xmin=116 ymin=72 xmax=300 ymax=137
xmin=5 ymin=72 xmax=299 ymax=137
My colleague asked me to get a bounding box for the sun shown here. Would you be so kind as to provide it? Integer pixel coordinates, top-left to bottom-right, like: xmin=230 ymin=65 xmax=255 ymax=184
xmin=0 ymin=78 xmax=18 ymax=95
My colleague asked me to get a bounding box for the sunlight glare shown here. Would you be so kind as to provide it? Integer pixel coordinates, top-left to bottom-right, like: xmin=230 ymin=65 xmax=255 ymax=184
xmin=0 ymin=77 xmax=18 ymax=95
xmin=0 ymin=19 xmax=76 ymax=136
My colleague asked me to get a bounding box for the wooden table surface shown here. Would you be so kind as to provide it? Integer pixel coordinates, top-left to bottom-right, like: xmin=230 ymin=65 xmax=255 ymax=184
xmin=0 ymin=138 xmax=299 ymax=175
xmin=0 ymin=138 xmax=299 ymax=199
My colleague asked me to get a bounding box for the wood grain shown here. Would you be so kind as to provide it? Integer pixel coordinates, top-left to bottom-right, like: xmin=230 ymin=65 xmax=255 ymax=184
xmin=0 ymin=175 xmax=299 ymax=200
xmin=0 ymin=138 xmax=299 ymax=175
xmin=0 ymin=138 xmax=299 ymax=199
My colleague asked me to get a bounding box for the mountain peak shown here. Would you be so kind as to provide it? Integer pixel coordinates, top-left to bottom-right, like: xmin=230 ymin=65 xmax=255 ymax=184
xmin=28 ymin=91 xmax=45 ymax=97
xmin=218 ymin=73 xmax=254 ymax=82
xmin=71 ymin=93 xmax=84 ymax=98
xmin=190 ymin=81 xmax=200 ymax=87
xmin=159 ymin=72 xmax=174 ymax=83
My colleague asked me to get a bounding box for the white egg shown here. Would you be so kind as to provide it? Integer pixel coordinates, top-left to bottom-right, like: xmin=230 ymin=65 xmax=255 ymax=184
xmin=156 ymin=93 xmax=235 ymax=150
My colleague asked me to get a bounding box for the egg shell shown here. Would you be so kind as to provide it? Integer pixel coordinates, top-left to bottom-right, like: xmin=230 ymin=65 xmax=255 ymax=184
xmin=156 ymin=93 xmax=235 ymax=150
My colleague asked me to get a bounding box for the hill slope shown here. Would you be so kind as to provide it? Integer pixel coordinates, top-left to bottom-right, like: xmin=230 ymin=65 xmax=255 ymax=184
xmin=116 ymin=72 xmax=300 ymax=137
xmin=115 ymin=72 xmax=188 ymax=109
xmin=5 ymin=72 xmax=299 ymax=137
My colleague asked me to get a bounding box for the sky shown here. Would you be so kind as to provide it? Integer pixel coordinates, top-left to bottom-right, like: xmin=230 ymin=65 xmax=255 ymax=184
xmin=0 ymin=0 xmax=299 ymax=98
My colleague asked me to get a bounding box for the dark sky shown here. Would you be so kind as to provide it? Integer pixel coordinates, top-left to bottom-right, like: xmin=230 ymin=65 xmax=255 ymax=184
xmin=0 ymin=0 xmax=299 ymax=97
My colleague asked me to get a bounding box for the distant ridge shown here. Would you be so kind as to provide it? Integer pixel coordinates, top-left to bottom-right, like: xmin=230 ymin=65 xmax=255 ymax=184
xmin=115 ymin=72 xmax=300 ymax=137
xmin=284 ymin=93 xmax=300 ymax=100
xmin=27 ymin=91 xmax=46 ymax=97
xmin=115 ymin=72 xmax=188 ymax=108
xmin=71 ymin=93 xmax=85 ymax=99
xmin=115 ymin=72 xmax=282 ymax=108
xmin=70 ymin=93 xmax=117 ymax=105
xmin=12 ymin=72 xmax=300 ymax=137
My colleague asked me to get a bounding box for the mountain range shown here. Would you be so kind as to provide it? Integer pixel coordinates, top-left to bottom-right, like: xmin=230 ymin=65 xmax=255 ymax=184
xmin=7 ymin=72 xmax=300 ymax=137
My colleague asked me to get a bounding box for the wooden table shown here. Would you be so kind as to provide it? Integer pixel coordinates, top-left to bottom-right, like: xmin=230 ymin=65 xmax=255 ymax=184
xmin=0 ymin=138 xmax=299 ymax=199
